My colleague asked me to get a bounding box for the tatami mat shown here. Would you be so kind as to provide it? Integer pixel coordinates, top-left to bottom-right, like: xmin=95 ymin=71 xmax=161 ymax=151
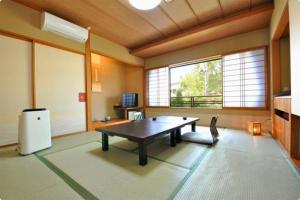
xmin=135 ymin=136 xmax=207 ymax=169
xmin=0 ymin=147 xmax=83 ymax=200
xmin=174 ymin=132 xmax=300 ymax=200
xmin=44 ymin=142 xmax=189 ymax=200
xmin=37 ymin=131 xmax=100 ymax=156
xmin=1 ymin=127 xmax=299 ymax=200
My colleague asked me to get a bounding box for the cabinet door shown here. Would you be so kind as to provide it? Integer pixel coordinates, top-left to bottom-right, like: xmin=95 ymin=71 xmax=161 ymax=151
xmin=274 ymin=115 xmax=284 ymax=145
xmin=284 ymin=121 xmax=291 ymax=153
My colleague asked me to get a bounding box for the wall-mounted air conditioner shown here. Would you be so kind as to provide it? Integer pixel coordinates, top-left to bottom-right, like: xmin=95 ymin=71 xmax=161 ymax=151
xmin=41 ymin=12 xmax=88 ymax=43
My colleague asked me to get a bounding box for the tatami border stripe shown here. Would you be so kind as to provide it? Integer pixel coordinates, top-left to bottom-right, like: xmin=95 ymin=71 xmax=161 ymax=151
xmin=38 ymin=140 xmax=100 ymax=157
xmin=270 ymin=138 xmax=300 ymax=182
xmin=35 ymin=154 xmax=99 ymax=200
xmin=278 ymin=148 xmax=300 ymax=182
xmin=167 ymin=147 xmax=210 ymax=200
xmin=110 ymin=143 xmax=192 ymax=170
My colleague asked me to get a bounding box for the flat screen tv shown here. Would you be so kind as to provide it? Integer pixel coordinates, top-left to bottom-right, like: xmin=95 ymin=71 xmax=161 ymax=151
xmin=122 ymin=93 xmax=138 ymax=108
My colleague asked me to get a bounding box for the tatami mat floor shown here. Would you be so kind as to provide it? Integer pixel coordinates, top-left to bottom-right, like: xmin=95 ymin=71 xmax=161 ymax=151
xmin=0 ymin=127 xmax=299 ymax=200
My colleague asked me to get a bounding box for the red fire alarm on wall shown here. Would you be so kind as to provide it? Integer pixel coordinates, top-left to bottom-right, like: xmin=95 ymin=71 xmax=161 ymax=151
xmin=79 ymin=92 xmax=86 ymax=102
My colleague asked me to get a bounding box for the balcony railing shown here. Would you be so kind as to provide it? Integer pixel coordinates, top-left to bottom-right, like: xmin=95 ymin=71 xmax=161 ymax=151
xmin=170 ymin=95 xmax=222 ymax=108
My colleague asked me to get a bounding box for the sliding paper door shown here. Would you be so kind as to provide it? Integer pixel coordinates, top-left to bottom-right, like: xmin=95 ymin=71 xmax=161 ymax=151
xmin=35 ymin=43 xmax=86 ymax=136
xmin=0 ymin=35 xmax=32 ymax=145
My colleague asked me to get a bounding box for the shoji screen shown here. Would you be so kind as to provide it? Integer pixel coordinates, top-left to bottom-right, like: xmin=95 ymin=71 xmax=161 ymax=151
xmin=223 ymin=48 xmax=266 ymax=108
xmin=146 ymin=67 xmax=169 ymax=106
xmin=35 ymin=43 xmax=86 ymax=136
xmin=0 ymin=35 xmax=32 ymax=145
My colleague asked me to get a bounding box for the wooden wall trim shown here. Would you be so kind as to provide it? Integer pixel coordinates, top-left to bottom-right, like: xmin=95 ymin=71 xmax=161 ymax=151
xmin=0 ymin=131 xmax=86 ymax=149
xmin=0 ymin=29 xmax=85 ymax=55
xmin=85 ymin=32 xmax=92 ymax=131
xmin=272 ymin=2 xmax=289 ymax=40
xmin=90 ymin=49 xmax=144 ymax=68
xmin=32 ymin=41 xmax=36 ymax=108
xmin=143 ymin=69 xmax=147 ymax=109
xmin=271 ymin=40 xmax=281 ymax=94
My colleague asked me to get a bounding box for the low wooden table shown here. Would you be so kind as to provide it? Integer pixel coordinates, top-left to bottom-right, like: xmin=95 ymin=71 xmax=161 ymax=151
xmin=92 ymin=118 xmax=131 ymax=130
xmin=96 ymin=116 xmax=199 ymax=166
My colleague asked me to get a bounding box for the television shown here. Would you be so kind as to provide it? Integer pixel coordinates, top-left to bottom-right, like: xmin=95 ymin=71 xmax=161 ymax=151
xmin=122 ymin=93 xmax=138 ymax=108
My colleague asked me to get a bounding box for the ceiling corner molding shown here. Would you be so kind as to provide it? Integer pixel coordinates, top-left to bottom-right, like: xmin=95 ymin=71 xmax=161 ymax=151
xmin=130 ymin=3 xmax=273 ymax=58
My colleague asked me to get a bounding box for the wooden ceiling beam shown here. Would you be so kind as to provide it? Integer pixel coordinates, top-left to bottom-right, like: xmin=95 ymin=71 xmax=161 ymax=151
xmin=130 ymin=3 xmax=273 ymax=58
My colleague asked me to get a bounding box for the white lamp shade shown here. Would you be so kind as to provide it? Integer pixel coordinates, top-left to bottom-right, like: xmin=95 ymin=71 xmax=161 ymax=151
xmin=129 ymin=0 xmax=162 ymax=10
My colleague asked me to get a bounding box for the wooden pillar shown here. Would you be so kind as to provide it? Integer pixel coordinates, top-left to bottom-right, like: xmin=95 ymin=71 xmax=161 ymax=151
xmin=85 ymin=32 xmax=92 ymax=131
xmin=31 ymin=41 xmax=36 ymax=109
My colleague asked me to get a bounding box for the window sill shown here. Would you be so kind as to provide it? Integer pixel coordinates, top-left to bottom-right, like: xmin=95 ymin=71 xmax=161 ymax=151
xmin=145 ymin=106 xmax=270 ymax=111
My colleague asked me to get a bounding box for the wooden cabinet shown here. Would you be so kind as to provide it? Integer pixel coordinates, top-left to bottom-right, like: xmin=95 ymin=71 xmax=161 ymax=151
xmin=273 ymin=96 xmax=299 ymax=158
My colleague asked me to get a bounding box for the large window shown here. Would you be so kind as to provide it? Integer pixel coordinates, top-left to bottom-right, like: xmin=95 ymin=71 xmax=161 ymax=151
xmin=223 ymin=48 xmax=266 ymax=108
xmin=170 ymin=59 xmax=222 ymax=108
xmin=146 ymin=47 xmax=267 ymax=109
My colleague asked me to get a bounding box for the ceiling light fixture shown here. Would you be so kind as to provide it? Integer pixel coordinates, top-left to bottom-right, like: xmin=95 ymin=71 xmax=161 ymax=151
xmin=129 ymin=0 xmax=162 ymax=10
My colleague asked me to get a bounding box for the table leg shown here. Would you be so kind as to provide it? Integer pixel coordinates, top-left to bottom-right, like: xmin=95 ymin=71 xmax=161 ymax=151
xmin=170 ymin=130 xmax=176 ymax=147
xmin=191 ymin=122 xmax=196 ymax=132
xmin=102 ymin=133 xmax=109 ymax=151
xmin=176 ymin=128 xmax=181 ymax=143
xmin=139 ymin=143 xmax=147 ymax=166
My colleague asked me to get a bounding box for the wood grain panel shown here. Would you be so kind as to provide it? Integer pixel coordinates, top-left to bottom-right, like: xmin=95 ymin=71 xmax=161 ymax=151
xmin=132 ymin=4 xmax=273 ymax=58
xmin=117 ymin=0 xmax=180 ymax=36
xmin=251 ymin=0 xmax=273 ymax=7
xmin=188 ymin=0 xmax=223 ymax=23
xmin=159 ymin=0 xmax=199 ymax=30
xmin=221 ymin=0 xmax=250 ymax=14
xmin=85 ymin=0 xmax=163 ymax=45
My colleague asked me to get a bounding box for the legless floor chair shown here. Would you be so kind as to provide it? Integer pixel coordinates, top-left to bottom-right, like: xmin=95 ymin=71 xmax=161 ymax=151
xmin=181 ymin=117 xmax=219 ymax=146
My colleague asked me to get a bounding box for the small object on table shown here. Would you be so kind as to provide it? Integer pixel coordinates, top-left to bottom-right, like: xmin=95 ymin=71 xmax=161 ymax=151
xmin=104 ymin=116 xmax=112 ymax=121
xmin=152 ymin=117 xmax=157 ymax=121
xmin=248 ymin=121 xmax=261 ymax=135
xmin=183 ymin=117 xmax=187 ymax=120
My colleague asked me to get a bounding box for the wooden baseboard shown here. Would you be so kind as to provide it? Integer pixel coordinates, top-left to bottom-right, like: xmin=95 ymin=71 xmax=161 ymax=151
xmin=0 ymin=142 xmax=18 ymax=148
xmin=0 ymin=130 xmax=87 ymax=149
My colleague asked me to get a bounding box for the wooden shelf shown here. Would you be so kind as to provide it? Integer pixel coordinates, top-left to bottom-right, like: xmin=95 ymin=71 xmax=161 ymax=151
xmin=113 ymin=106 xmax=144 ymax=120
xmin=92 ymin=118 xmax=130 ymax=130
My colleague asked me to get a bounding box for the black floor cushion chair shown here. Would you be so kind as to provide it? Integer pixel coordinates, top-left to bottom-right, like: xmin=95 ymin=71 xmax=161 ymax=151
xmin=181 ymin=116 xmax=219 ymax=145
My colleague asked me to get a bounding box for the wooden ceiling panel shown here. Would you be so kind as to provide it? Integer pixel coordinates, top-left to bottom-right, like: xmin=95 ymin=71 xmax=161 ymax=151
xmin=251 ymin=0 xmax=273 ymax=7
xmin=220 ymin=0 xmax=250 ymax=14
xmin=159 ymin=0 xmax=199 ymax=30
xmin=13 ymin=0 xmax=149 ymax=47
xmin=118 ymin=0 xmax=180 ymax=37
xmin=131 ymin=4 xmax=273 ymax=58
xmin=85 ymin=0 xmax=164 ymax=45
xmin=12 ymin=0 xmax=273 ymax=55
xmin=187 ymin=0 xmax=223 ymax=23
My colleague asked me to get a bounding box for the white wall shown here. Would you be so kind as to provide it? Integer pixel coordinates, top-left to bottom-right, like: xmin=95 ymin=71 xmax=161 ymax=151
xmin=289 ymin=0 xmax=300 ymax=116
xmin=35 ymin=43 xmax=86 ymax=136
xmin=0 ymin=35 xmax=32 ymax=145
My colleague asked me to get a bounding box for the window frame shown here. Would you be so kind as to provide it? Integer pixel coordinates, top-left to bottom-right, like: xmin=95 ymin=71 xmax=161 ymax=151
xmin=144 ymin=46 xmax=269 ymax=111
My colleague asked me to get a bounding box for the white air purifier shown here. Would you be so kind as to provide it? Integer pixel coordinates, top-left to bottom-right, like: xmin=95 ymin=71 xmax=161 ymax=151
xmin=18 ymin=108 xmax=52 ymax=155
